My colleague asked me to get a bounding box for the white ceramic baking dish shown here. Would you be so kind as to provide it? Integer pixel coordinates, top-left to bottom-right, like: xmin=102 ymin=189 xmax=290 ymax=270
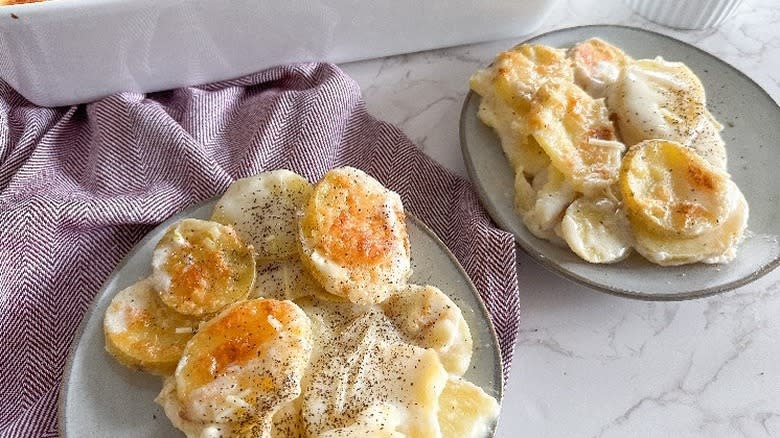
xmin=0 ymin=0 xmax=558 ymax=107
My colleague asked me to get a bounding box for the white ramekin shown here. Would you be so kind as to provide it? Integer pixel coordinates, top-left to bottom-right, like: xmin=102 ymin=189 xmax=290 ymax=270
xmin=624 ymin=0 xmax=744 ymax=29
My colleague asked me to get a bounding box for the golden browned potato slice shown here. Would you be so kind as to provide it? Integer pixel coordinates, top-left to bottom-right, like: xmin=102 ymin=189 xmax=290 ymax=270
xmin=298 ymin=167 xmax=411 ymax=305
xmin=631 ymin=186 xmax=748 ymax=265
xmin=381 ymin=284 xmax=473 ymax=376
xmin=211 ymin=170 xmax=313 ymax=262
xmin=471 ymin=43 xmax=574 ymax=111
xmin=150 ymin=218 xmax=255 ymax=316
xmin=171 ymin=299 xmax=312 ymax=427
xmin=477 ymin=106 xmax=551 ymax=177
xmin=104 ymin=279 xmax=201 ymax=375
xmin=528 ymin=79 xmax=625 ymax=196
xmin=620 ymin=140 xmax=748 ymax=265
xmin=620 ymin=140 xmax=732 ymax=238
xmin=438 ymin=376 xmax=500 ymax=438
xmin=469 ymin=44 xmax=571 ymax=176
xmin=568 ymin=37 xmax=631 ymax=98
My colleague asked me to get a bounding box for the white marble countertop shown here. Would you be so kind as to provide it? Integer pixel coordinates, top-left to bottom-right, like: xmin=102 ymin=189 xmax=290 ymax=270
xmin=341 ymin=0 xmax=780 ymax=436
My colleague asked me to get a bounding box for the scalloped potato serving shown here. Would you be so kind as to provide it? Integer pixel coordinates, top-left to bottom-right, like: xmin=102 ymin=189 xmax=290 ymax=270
xmin=470 ymin=38 xmax=748 ymax=266
xmin=103 ymin=168 xmax=499 ymax=437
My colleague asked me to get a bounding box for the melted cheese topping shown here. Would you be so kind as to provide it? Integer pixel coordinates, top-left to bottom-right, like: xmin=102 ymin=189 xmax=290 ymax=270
xmin=252 ymin=259 xmax=324 ymax=302
xmin=522 ymin=165 xmax=576 ymax=243
xmin=470 ymin=43 xmax=570 ymax=177
xmin=298 ymin=167 xmax=411 ymax=305
xmin=527 ymin=78 xmax=625 ymax=196
xmin=151 ymin=218 xmax=255 ymax=316
xmin=316 ymin=404 xmax=405 ymax=438
xmin=302 ymin=310 xmax=448 ymax=437
xmin=156 ymin=299 xmax=312 ymax=436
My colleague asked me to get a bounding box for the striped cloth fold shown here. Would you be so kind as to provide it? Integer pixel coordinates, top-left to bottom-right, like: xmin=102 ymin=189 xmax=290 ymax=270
xmin=0 ymin=63 xmax=519 ymax=437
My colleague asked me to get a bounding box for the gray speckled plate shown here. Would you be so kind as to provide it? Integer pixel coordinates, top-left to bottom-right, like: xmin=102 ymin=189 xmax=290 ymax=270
xmin=461 ymin=25 xmax=780 ymax=300
xmin=59 ymin=199 xmax=502 ymax=436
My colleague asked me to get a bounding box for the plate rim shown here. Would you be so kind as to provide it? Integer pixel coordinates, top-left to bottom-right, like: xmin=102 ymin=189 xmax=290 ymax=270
xmin=57 ymin=198 xmax=504 ymax=436
xmin=460 ymin=24 xmax=780 ymax=301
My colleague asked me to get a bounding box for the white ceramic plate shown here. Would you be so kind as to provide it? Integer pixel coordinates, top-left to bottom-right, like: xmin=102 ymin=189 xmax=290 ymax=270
xmin=58 ymin=199 xmax=502 ymax=436
xmin=461 ymin=25 xmax=780 ymax=299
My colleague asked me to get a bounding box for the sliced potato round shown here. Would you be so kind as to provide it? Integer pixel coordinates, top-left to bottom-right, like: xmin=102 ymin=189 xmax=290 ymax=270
xmin=104 ymin=279 xmax=201 ymax=375
xmin=298 ymin=167 xmax=411 ymax=305
xmin=470 ymin=44 xmax=569 ymax=178
xmin=609 ymin=57 xmax=728 ymax=169
xmin=381 ymin=284 xmax=473 ymax=376
xmin=156 ymin=378 xmax=219 ymax=437
xmin=157 ymin=377 xmax=277 ymax=437
xmin=620 ymin=139 xmax=732 ymax=238
xmin=632 ymin=183 xmax=748 ymax=266
xmin=528 ymin=79 xmax=625 ymax=195
xmin=151 ymin=218 xmax=255 ymax=316
xmin=560 ymin=196 xmax=633 ymax=264
xmin=568 ymin=37 xmax=631 ymax=98
xmin=609 ymin=57 xmax=705 ymax=144
xmin=175 ymin=299 xmax=312 ymax=424
xmin=489 ymin=113 xmax=550 ymax=174
xmin=211 ymin=170 xmax=313 ymax=261
xmin=438 ymin=376 xmax=500 ymax=438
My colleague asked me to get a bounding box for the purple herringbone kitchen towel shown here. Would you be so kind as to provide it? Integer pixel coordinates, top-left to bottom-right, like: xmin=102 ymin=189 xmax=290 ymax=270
xmin=0 ymin=63 xmax=518 ymax=436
